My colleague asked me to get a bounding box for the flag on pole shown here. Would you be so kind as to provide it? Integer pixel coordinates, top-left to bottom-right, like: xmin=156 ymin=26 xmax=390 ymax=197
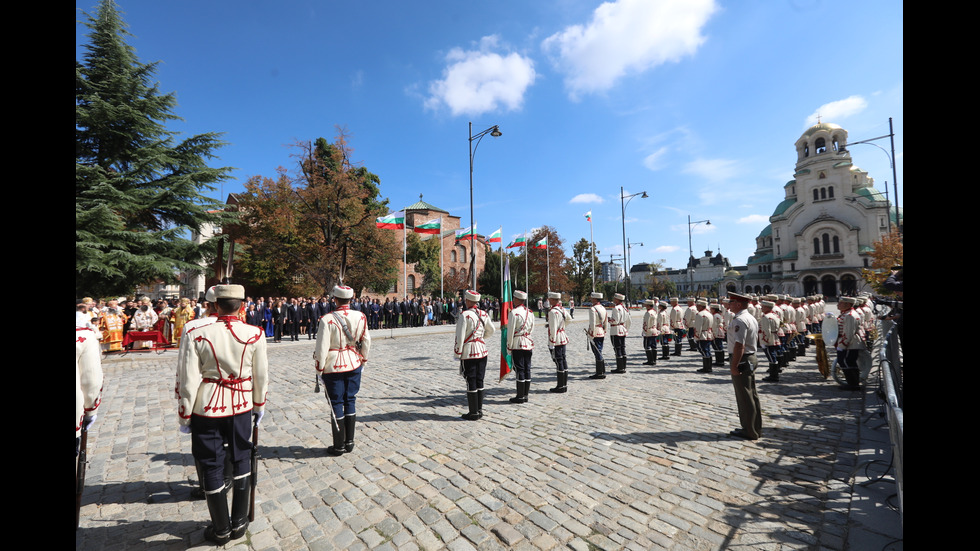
xmin=455 ymin=225 xmax=477 ymax=241
xmin=413 ymin=218 xmax=441 ymax=234
xmin=376 ymin=211 xmax=405 ymax=229
xmin=487 ymin=226 xmax=502 ymax=243
xmin=584 ymin=210 xmax=592 ymax=222
xmin=499 ymin=256 xmax=513 ymax=381
xmin=533 ymin=237 xmax=548 ymax=249
xmin=506 ymin=235 xmax=528 ymax=248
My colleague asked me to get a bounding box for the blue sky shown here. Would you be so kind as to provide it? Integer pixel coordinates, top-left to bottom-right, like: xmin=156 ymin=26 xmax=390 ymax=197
xmin=76 ymin=0 xmax=903 ymax=273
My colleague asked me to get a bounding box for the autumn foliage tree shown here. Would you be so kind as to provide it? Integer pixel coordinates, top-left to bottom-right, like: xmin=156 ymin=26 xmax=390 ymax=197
xmin=230 ymin=131 xmax=399 ymax=297
xmin=524 ymin=226 xmax=570 ymax=297
xmin=862 ymin=230 xmax=903 ymax=295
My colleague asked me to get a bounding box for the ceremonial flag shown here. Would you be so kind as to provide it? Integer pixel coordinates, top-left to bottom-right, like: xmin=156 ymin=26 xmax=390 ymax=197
xmin=455 ymin=224 xmax=476 ymax=241
xmin=499 ymin=256 xmax=513 ymax=381
xmin=533 ymin=237 xmax=548 ymax=249
xmin=584 ymin=210 xmax=592 ymax=222
xmin=376 ymin=211 xmax=405 ymax=229
xmin=413 ymin=218 xmax=441 ymax=234
xmin=487 ymin=226 xmax=502 ymax=243
xmin=506 ymin=235 xmax=527 ymax=248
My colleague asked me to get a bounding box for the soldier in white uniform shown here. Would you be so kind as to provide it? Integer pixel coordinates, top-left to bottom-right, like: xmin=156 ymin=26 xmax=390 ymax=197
xmin=586 ymin=292 xmax=609 ymax=379
xmin=683 ymin=297 xmax=698 ymax=352
xmin=507 ymin=290 xmax=534 ymax=404
xmin=693 ymin=299 xmax=715 ymax=373
xmin=76 ymin=316 xmax=103 ymax=448
xmin=609 ymin=293 xmax=631 ymax=373
xmin=314 ymin=285 xmax=371 ymax=455
xmin=454 ymin=290 xmax=495 ymax=420
xmin=546 ymin=291 xmax=570 ymax=393
xmin=669 ymin=297 xmax=685 ymax=356
xmin=835 ymin=297 xmax=866 ymax=390
xmin=758 ymin=300 xmax=782 ymax=383
xmin=710 ymin=303 xmax=726 ymax=367
xmin=177 ymin=284 xmax=269 ymax=544
xmin=641 ymin=299 xmax=659 ymax=366
xmin=657 ymin=301 xmax=672 ymax=360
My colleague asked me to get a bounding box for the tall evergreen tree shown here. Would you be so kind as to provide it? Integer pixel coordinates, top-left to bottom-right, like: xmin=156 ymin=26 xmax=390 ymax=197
xmin=76 ymin=0 xmax=233 ymax=297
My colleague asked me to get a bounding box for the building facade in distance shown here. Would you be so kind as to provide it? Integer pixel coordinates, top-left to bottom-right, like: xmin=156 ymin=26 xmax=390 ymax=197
xmin=731 ymin=122 xmax=900 ymax=298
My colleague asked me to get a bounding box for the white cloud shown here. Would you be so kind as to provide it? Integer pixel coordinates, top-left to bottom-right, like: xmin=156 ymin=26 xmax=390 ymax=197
xmin=569 ymin=193 xmax=605 ymax=204
xmin=805 ymin=95 xmax=868 ymax=127
xmin=542 ymin=0 xmax=718 ymax=99
xmin=655 ymin=245 xmax=680 ymax=253
xmin=642 ymin=147 xmax=669 ymax=171
xmin=683 ymin=158 xmax=741 ymax=183
xmin=737 ymin=214 xmax=770 ymax=225
xmin=425 ymin=35 xmax=536 ymax=116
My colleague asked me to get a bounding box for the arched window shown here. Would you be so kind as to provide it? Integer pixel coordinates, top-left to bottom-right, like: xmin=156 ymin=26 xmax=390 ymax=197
xmin=813 ymin=237 xmax=821 ymax=254
xmin=450 ymin=250 xmax=457 ymax=262
xmin=458 ymin=245 xmax=466 ymax=262
xmin=828 ymin=186 xmax=834 ymax=198
xmin=815 ymin=137 xmax=826 ymax=154
xmin=832 ymin=235 xmax=840 ymax=253
xmin=813 ymin=189 xmax=820 ymax=201
xmin=820 ymin=187 xmax=827 ymax=199
xmin=407 ymin=275 xmax=416 ymax=292
xmin=822 ymin=233 xmax=831 ymax=253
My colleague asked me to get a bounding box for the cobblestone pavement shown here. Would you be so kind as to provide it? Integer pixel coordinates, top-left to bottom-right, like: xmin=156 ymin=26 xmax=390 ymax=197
xmin=77 ymin=314 xmax=900 ymax=550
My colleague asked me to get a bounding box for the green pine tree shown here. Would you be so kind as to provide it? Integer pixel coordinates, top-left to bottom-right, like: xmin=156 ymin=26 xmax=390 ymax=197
xmin=76 ymin=0 xmax=233 ymax=298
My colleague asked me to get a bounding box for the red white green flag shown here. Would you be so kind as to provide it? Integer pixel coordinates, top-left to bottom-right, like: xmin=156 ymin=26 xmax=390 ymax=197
xmin=376 ymin=211 xmax=405 ymax=229
xmin=413 ymin=218 xmax=441 ymax=235
xmin=584 ymin=210 xmax=592 ymax=222
xmin=498 ymin=255 xmax=513 ymax=381
xmin=533 ymin=237 xmax=548 ymax=249
xmin=455 ymin=224 xmax=476 ymax=241
xmin=506 ymin=235 xmax=527 ymax=248
xmin=487 ymin=226 xmax=502 ymax=243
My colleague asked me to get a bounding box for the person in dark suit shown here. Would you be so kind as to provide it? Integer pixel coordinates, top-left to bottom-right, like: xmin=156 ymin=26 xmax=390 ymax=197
xmin=272 ymin=300 xmax=286 ymax=342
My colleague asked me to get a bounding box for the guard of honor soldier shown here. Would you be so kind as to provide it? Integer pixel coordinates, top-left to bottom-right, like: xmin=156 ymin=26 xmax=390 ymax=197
xmin=507 ymin=290 xmax=534 ymax=404
xmin=641 ymin=299 xmax=659 ymax=366
xmin=454 ymin=290 xmax=495 ymax=420
xmin=177 ymin=284 xmax=269 ymax=544
xmin=315 ymin=285 xmax=371 ymax=456
xmin=608 ymin=293 xmax=631 ymax=373
xmin=586 ymin=292 xmax=608 ymax=379
xmin=546 ymin=291 xmax=570 ymax=392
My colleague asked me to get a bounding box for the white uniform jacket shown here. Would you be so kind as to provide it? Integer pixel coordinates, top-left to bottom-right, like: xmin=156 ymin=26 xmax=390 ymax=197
xmin=76 ymin=327 xmax=104 ymax=437
xmin=507 ymin=305 xmax=535 ymax=351
xmin=835 ymin=310 xmax=866 ymax=351
xmin=587 ymin=303 xmax=608 ymax=338
xmin=641 ymin=308 xmax=660 ymax=337
xmin=314 ymin=306 xmax=371 ymax=374
xmin=669 ymin=305 xmax=684 ymax=330
xmin=758 ymin=312 xmax=781 ymax=347
xmin=694 ymin=309 xmax=714 ymax=341
xmin=178 ymin=316 xmax=269 ymax=426
xmin=454 ymin=308 xmax=495 ymax=360
xmin=712 ymin=312 xmax=726 ymax=339
xmin=609 ymin=303 xmax=631 ymax=337
xmin=547 ymin=305 xmax=570 ymax=347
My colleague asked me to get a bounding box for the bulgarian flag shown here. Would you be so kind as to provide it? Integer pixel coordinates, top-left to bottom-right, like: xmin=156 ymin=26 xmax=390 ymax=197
xmin=413 ymin=218 xmax=441 ymax=235
xmin=376 ymin=211 xmax=405 ymax=229
xmin=533 ymin=236 xmax=548 ymax=249
xmin=455 ymin=224 xmax=476 ymax=241
xmin=584 ymin=210 xmax=592 ymax=222
xmin=487 ymin=226 xmax=502 ymax=244
xmin=498 ymin=255 xmax=513 ymax=381
xmin=506 ymin=235 xmax=527 ymax=249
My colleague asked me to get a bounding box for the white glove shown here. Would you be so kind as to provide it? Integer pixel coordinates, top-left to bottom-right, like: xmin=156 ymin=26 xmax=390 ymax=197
xmin=83 ymin=415 xmax=97 ymax=430
xmin=179 ymin=425 xmax=192 ymax=434
xmin=253 ymin=411 xmax=265 ymax=427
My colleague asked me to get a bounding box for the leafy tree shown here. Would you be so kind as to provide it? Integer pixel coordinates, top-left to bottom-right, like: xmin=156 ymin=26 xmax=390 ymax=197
xmin=862 ymin=231 xmax=903 ymax=295
xmin=230 ymin=131 xmax=399 ymax=297
xmin=525 ymin=226 xmax=571 ymax=297
xmin=477 ymin=245 xmax=503 ymax=298
xmin=568 ymin=238 xmax=602 ymax=302
xmin=76 ymin=0 xmax=233 ymax=297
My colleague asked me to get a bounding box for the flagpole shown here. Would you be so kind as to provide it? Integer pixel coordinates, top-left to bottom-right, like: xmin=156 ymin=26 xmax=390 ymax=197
xmin=547 ymin=240 xmax=550 ymax=292
xmin=403 ymin=223 xmax=408 ymax=300
xmin=590 ymin=215 xmax=596 ymax=293
xmin=439 ymin=216 xmax=444 ymax=300
xmin=524 ymin=230 xmax=528 ymax=293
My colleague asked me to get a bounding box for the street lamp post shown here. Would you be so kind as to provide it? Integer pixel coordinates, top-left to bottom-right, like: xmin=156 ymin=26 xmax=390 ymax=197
xmin=621 ymin=187 xmax=648 ymax=303
xmin=468 ymin=122 xmax=502 ymax=291
xmin=627 ymin=238 xmax=643 ymax=301
xmin=842 ymin=117 xmax=900 ymax=234
xmin=687 ymin=215 xmax=710 ymax=296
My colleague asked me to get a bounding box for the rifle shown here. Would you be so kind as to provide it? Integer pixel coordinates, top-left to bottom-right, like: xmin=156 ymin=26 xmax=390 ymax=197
xmin=249 ymin=419 xmax=258 ymax=522
xmin=75 ymin=421 xmax=89 ymax=530
xmin=314 ymin=373 xmax=321 ymax=393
